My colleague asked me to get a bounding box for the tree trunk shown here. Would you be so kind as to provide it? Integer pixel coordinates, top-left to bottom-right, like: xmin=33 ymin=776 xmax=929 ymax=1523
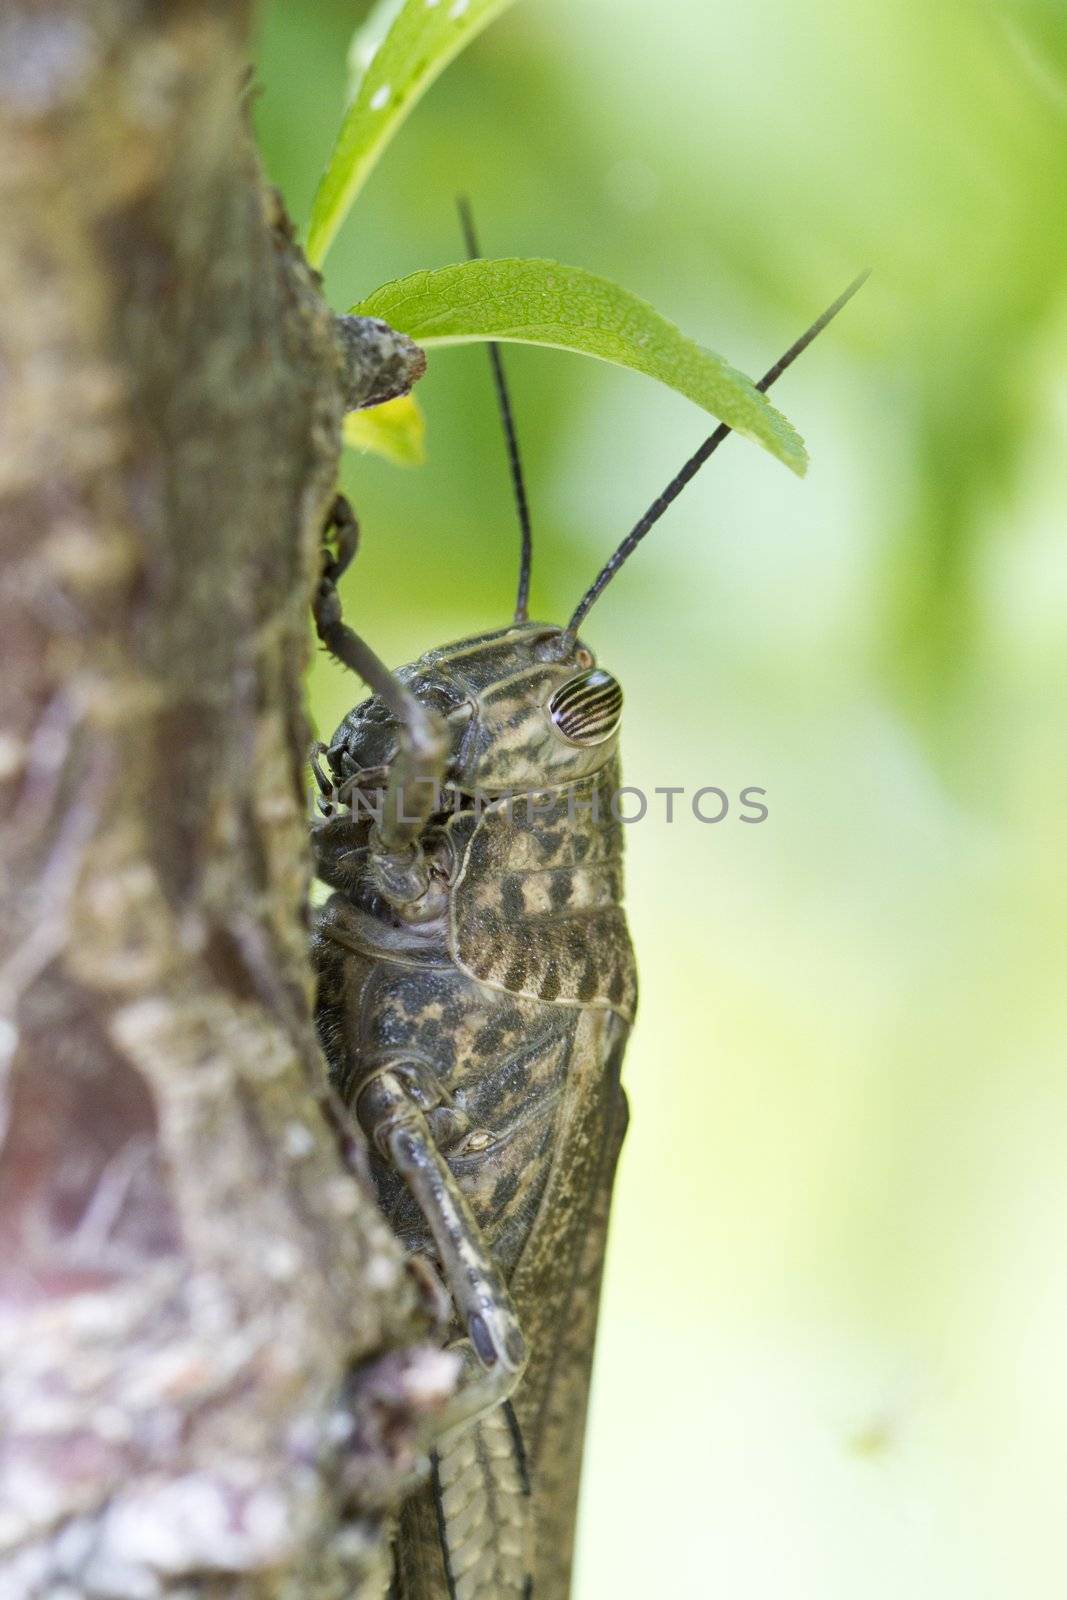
xmin=0 ymin=4 xmax=438 ymax=1594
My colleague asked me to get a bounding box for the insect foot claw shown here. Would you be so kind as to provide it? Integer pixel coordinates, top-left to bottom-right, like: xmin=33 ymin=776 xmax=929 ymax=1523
xmin=314 ymin=576 xmax=341 ymax=621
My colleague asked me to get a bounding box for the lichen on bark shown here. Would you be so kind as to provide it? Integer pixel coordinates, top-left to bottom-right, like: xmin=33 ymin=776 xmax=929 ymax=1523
xmin=0 ymin=4 xmax=439 ymax=1595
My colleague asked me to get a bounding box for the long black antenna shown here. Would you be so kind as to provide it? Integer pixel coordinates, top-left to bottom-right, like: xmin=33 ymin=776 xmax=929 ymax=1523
xmin=562 ymin=271 xmax=870 ymax=646
xmin=457 ymin=197 xmax=534 ymax=623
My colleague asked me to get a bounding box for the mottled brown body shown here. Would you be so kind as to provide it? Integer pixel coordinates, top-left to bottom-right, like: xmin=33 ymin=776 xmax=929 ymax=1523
xmin=309 ymin=268 xmax=857 ymax=1598
xmin=312 ymin=625 xmax=636 ymax=1598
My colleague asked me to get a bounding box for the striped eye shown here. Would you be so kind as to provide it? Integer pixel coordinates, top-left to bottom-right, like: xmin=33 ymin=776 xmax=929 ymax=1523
xmin=549 ymin=668 xmax=623 ymax=746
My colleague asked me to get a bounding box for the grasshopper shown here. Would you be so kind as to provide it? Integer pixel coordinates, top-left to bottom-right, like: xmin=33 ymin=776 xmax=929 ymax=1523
xmin=310 ymin=237 xmax=865 ymax=1598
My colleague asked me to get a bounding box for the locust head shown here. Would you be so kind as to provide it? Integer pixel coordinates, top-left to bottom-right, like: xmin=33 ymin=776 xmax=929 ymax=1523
xmin=324 ymin=622 xmax=623 ymax=807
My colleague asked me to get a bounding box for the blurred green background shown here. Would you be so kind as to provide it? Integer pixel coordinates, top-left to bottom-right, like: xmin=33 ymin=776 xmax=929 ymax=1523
xmin=254 ymin=2 xmax=1067 ymax=1594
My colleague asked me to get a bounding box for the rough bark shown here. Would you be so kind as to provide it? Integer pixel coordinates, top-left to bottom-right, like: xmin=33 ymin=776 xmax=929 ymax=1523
xmin=0 ymin=4 xmax=442 ymax=1595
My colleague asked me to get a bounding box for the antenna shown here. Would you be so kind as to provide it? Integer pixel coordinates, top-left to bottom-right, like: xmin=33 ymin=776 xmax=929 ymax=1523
xmin=457 ymin=197 xmax=534 ymax=624
xmin=561 ymin=271 xmax=870 ymax=646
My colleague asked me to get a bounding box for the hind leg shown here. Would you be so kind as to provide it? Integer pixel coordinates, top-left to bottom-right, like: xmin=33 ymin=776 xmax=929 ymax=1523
xmin=357 ymin=1066 xmax=527 ymax=1429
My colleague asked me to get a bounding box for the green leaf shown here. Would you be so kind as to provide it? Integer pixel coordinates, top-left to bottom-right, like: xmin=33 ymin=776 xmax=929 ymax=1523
xmin=343 ymin=393 xmax=427 ymax=467
xmin=307 ymin=0 xmax=519 ymax=268
xmin=346 ymin=0 xmax=407 ymax=102
xmin=353 ymin=259 xmax=807 ymax=473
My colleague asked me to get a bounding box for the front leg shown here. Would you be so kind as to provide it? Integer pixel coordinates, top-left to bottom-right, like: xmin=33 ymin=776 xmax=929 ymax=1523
xmin=313 ymin=494 xmax=448 ymax=908
xmin=356 ymin=1067 xmax=527 ymax=1432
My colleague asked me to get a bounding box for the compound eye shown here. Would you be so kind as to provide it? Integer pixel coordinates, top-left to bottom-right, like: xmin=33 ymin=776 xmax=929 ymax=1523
xmin=549 ymin=668 xmax=623 ymax=746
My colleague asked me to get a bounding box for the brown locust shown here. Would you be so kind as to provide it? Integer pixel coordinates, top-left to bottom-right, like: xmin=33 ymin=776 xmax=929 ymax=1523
xmin=310 ymin=257 xmax=865 ymax=1599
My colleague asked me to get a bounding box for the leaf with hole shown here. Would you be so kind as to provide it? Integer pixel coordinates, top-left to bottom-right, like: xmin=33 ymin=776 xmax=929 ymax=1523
xmin=307 ymin=0 xmax=519 ymax=267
